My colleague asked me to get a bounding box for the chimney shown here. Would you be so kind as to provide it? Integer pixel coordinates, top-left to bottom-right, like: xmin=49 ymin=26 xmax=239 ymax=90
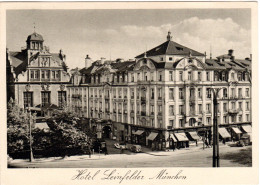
xmin=228 ymin=49 xmax=233 ymax=56
xmin=85 ymin=54 xmax=92 ymax=68
xmin=228 ymin=49 xmax=235 ymax=61
xmin=100 ymin=57 xmax=106 ymax=64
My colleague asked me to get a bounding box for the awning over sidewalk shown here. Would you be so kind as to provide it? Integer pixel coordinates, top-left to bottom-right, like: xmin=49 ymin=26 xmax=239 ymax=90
xmin=231 ymin=127 xmax=242 ymax=134
xmin=146 ymin=132 xmax=158 ymax=140
xmin=133 ymin=130 xmax=144 ymax=135
xmin=170 ymin=134 xmax=177 ymax=142
xmin=218 ymin=128 xmax=231 ymax=138
xmin=174 ymin=133 xmax=189 ymax=142
xmin=242 ymin=125 xmax=252 ymax=133
xmin=188 ymin=131 xmax=200 ymax=140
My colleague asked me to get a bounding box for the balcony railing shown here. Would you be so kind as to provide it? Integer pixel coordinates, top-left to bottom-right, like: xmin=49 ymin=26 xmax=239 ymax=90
xmin=141 ymin=111 xmax=146 ymax=116
xmin=228 ymin=109 xmax=239 ymax=114
xmin=141 ymin=97 xmax=146 ymax=101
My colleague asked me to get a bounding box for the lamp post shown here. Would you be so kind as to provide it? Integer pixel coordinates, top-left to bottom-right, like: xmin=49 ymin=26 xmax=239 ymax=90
xmin=25 ymin=84 xmax=34 ymax=162
xmin=210 ymin=87 xmax=222 ymax=167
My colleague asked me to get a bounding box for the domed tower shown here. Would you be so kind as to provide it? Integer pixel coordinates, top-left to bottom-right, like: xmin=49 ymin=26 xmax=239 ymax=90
xmin=26 ymin=32 xmax=44 ymax=50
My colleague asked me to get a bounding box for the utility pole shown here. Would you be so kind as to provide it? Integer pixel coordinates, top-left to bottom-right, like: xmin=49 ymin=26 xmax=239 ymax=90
xmin=210 ymin=88 xmax=222 ymax=167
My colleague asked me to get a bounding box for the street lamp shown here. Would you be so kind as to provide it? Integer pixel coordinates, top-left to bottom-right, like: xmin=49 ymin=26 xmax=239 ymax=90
xmin=25 ymin=84 xmax=34 ymax=162
xmin=210 ymin=87 xmax=223 ymax=167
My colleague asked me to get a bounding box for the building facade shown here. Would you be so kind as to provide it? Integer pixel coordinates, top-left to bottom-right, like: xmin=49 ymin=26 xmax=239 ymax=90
xmin=67 ymin=32 xmax=252 ymax=150
xmin=6 ymin=32 xmax=71 ymax=112
xmin=7 ymin=32 xmax=252 ymax=150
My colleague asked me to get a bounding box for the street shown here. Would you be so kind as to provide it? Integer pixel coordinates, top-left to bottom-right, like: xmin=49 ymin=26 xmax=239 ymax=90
xmin=8 ymin=142 xmax=252 ymax=168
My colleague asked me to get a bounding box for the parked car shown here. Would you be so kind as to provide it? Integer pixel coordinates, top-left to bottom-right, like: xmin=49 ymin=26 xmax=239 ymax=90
xmin=236 ymin=134 xmax=251 ymax=147
xmin=130 ymin=145 xmax=142 ymax=153
xmin=114 ymin=142 xmax=127 ymax=150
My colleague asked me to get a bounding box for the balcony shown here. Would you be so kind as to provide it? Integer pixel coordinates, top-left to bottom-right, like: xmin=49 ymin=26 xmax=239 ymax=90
xmin=131 ymin=96 xmax=134 ymax=99
xmin=141 ymin=111 xmax=146 ymax=116
xmin=229 ymin=96 xmax=238 ymax=100
xmin=158 ymin=97 xmax=162 ymax=100
xmin=158 ymin=112 xmax=162 ymax=116
xmin=141 ymin=97 xmax=146 ymax=101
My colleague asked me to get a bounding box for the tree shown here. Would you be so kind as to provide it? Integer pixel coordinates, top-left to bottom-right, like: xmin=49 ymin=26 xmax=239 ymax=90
xmin=7 ymin=98 xmax=31 ymax=155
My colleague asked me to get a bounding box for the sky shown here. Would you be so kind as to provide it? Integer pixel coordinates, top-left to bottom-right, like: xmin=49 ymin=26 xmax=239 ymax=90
xmin=7 ymin=9 xmax=251 ymax=69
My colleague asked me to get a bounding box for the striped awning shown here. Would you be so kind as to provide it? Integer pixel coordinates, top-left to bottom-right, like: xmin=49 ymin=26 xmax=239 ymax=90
xmin=218 ymin=128 xmax=231 ymax=138
xmin=147 ymin=132 xmax=158 ymax=140
xmin=242 ymin=125 xmax=252 ymax=133
xmin=188 ymin=131 xmax=200 ymax=140
xmin=231 ymin=127 xmax=242 ymax=134
xmin=133 ymin=130 xmax=144 ymax=135
xmin=170 ymin=134 xmax=177 ymax=142
xmin=174 ymin=133 xmax=189 ymax=142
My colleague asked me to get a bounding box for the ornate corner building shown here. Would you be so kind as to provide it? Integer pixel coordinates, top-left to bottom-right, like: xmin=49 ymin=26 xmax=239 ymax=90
xmin=7 ymin=31 xmax=252 ymax=150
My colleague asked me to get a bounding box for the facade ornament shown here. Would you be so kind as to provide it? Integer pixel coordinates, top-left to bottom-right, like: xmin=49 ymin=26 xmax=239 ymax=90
xmin=41 ymin=83 xmax=50 ymax=91
xmin=25 ymin=84 xmax=31 ymax=91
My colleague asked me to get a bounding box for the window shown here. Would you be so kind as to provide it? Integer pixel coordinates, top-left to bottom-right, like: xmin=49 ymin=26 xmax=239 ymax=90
xmin=223 ymin=103 xmax=227 ymax=112
xmin=231 ymin=73 xmax=235 ymax=80
xmin=231 ymin=88 xmax=235 ymax=97
xmin=169 ymin=120 xmax=174 ymax=128
xmin=239 ymin=102 xmax=242 ymax=111
xmin=198 ymin=72 xmax=201 ymax=81
xmin=169 ymin=105 xmax=174 ymax=116
xmin=151 ymin=105 xmax=154 ymax=114
xmin=206 ymin=72 xmax=210 ymax=81
xmin=198 ymin=104 xmax=202 ymax=114
xmin=30 ymin=71 xmax=34 ymax=79
xmin=137 ymin=73 xmax=140 ymax=81
xmin=223 ymin=88 xmax=228 ymax=98
xmin=169 ymin=57 xmax=173 ymax=61
xmin=58 ymin=91 xmax=67 ymax=108
xmin=160 ymin=57 xmax=163 ymax=61
xmin=207 ymin=117 xmax=211 ymax=125
xmin=246 ymin=114 xmax=250 ymax=121
xmin=246 ymin=102 xmax=250 ymax=111
xmin=246 ymin=88 xmax=250 ymax=97
xmin=224 ymin=116 xmax=227 ymax=123
xmin=206 ymin=103 xmax=211 ymax=113
xmin=179 ymin=88 xmax=184 ymax=99
xmin=198 ymin=88 xmax=202 ymax=99
xmin=188 ymin=71 xmax=192 ymax=80
xmin=158 ymin=88 xmax=162 ymax=99
xmin=131 ymin=73 xmax=134 ymax=82
xmin=41 ymin=71 xmax=45 ymax=79
xmin=231 ymin=102 xmax=235 ymax=109
xmin=24 ymin=92 xmax=33 ymax=108
xmin=151 ymin=88 xmax=154 ymax=99
xmin=151 ymin=119 xmax=154 ymax=127
xmin=56 ymin=71 xmax=60 ymax=79
xmin=206 ymin=88 xmax=211 ymax=98
xmin=214 ymin=72 xmax=219 ymax=81
xmin=41 ymin=91 xmax=50 ymax=106
xmin=169 ymin=88 xmax=174 ymax=100
xmin=151 ymin=72 xmax=154 ymax=81
xmin=179 ymin=119 xmax=184 ymax=127
xmin=222 ymin=72 xmax=226 ymax=81
xmin=238 ymin=73 xmax=242 ymax=81
xmin=238 ymin=115 xmax=242 ymax=122
xmin=144 ymin=72 xmax=148 ymax=81
xmin=238 ymin=88 xmax=242 ymax=97
xmin=158 ymin=105 xmax=162 ymax=113
xmin=231 ymin=115 xmax=236 ymax=123
xmin=179 ymin=105 xmax=184 ymax=114
xmin=158 ymin=72 xmax=162 ymax=81
xmin=179 ymin=71 xmax=183 ymax=81
xmin=169 ymin=71 xmax=173 ymax=81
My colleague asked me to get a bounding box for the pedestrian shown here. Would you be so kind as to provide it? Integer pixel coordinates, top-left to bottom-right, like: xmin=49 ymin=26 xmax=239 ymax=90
xmin=120 ymin=146 xmax=123 ymax=154
xmin=205 ymin=139 xmax=209 ymax=148
xmin=223 ymin=139 xmax=226 ymax=145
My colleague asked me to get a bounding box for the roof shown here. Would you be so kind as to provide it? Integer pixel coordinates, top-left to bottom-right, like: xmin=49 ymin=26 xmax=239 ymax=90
xmin=136 ymin=40 xmax=205 ymax=58
xmin=26 ymin=32 xmax=44 ymax=42
xmin=7 ymin=51 xmax=68 ymax=75
xmin=8 ymin=51 xmax=27 ymax=75
xmin=205 ymin=59 xmax=248 ymax=71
